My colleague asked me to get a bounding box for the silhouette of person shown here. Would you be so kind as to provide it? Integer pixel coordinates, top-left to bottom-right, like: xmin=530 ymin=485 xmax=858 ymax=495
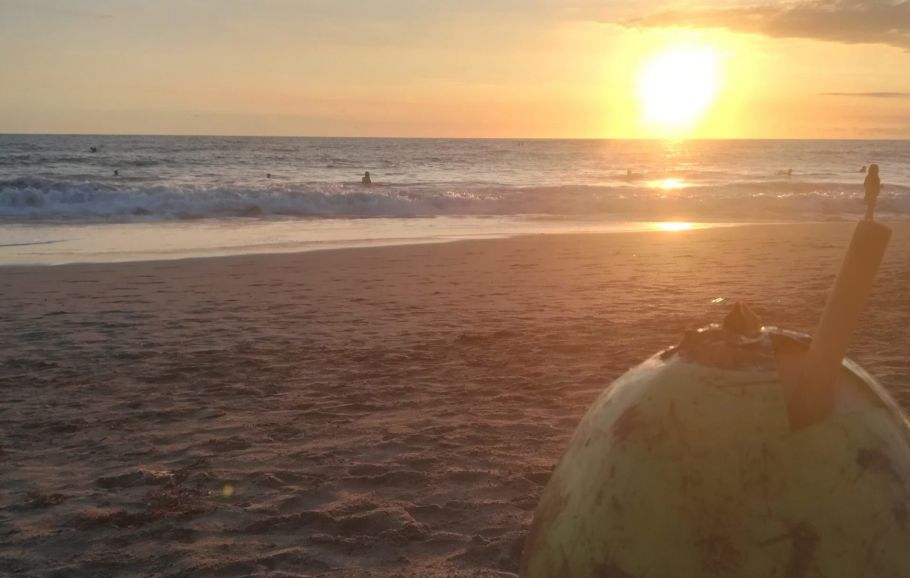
xmin=90 ymin=146 xmax=98 ymax=153
xmin=266 ymin=173 xmax=272 ymax=179
xmin=864 ymin=164 xmax=881 ymax=221
xmin=362 ymin=171 xmax=372 ymax=185
xmin=860 ymin=165 xmax=867 ymax=173
xmin=113 ymin=169 xmax=119 ymax=177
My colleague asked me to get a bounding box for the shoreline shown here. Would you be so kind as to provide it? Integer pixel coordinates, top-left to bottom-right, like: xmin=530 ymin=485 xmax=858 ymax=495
xmin=2 ymin=219 xmax=749 ymax=268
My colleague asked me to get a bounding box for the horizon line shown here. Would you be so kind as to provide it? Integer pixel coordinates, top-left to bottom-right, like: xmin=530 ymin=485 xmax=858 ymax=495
xmin=2 ymin=132 xmax=909 ymax=142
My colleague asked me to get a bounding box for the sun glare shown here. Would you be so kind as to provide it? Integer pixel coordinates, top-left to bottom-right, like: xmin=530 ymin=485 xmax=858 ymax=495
xmin=638 ymin=45 xmax=722 ymax=134
xmin=654 ymin=221 xmax=694 ymax=232
xmin=657 ymin=178 xmax=687 ymax=190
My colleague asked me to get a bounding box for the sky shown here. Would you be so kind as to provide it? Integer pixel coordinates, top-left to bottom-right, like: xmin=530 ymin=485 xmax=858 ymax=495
xmin=1 ymin=0 xmax=909 ymax=138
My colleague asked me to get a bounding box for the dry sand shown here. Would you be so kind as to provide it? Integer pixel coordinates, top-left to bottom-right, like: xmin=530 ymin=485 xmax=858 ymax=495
xmin=2 ymin=222 xmax=909 ymax=577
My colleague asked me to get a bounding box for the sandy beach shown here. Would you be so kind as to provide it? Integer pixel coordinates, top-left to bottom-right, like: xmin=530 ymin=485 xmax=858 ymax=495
xmin=2 ymin=222 xmax=909 ymax=577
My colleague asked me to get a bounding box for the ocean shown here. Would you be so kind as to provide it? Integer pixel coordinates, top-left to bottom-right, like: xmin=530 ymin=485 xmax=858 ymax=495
xmin=1 ymin=135 xmax=908 ymax=264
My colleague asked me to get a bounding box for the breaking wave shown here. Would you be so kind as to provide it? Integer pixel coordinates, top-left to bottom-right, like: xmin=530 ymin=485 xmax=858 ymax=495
xmin=1 ymin=176 xmax=908 ymax=223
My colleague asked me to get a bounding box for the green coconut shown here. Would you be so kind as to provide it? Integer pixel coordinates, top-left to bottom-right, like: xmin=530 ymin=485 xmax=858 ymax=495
xmin=521 ymin=320 xmax=910 ymax=578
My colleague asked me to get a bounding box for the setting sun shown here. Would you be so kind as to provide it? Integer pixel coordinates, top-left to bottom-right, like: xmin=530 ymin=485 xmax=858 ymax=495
xmin=638 ymin=45 xmax=722 ymax=134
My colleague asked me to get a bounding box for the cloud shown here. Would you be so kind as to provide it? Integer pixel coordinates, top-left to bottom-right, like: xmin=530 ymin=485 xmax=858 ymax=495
xmin=821 ymin=92 xmax=910 ymax=98
xmin=625 ymin=1 xmax=910 ymax=51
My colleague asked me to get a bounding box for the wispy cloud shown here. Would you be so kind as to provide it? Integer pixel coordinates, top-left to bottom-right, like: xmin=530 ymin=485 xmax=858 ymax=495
xmin=821 ymin=92 xmax=910 ymax=98
xmin=625 ymin=1 xmax=910 ymax=51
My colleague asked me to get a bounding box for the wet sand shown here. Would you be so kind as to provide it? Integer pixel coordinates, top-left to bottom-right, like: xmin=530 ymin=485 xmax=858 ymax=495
xmin=2 ymin=222 xmax=910 ymax=577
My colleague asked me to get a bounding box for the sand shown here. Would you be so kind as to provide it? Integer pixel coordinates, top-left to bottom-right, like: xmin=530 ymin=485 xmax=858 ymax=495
xmin=2 ymin=222 xmax=909 ymax=577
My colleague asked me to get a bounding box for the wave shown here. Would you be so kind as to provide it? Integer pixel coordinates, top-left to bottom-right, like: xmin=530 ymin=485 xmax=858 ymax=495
xmin=1 ymin=176 xmax=908 ymax=223
xmin=0 ymin=155 xmax=178 ymax=168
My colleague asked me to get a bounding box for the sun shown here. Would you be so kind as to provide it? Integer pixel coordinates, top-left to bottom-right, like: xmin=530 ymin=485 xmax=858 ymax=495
xmin=637 ymin=45 xmax=722 ymax=134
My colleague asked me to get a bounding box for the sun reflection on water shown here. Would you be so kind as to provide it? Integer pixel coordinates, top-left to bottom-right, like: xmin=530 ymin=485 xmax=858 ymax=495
xmin=654 ymin=221 xmax=694 ymax=232
xmin=656 ymin=178 xmax=687 ymax=190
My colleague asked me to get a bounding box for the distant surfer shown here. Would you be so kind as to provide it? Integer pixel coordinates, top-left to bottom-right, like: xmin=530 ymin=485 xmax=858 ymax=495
xmin=266 ymin=173 xmax=272 ymax=179
xmin=864 ymin=164 xmax=881 ymax=221
xmin=89 ymin=146 xmax=98 ymax=153
xmin=362 ymin=171 xmax=372 ymax=186
xmin=860 ymin=165 xmax=867 ymax=173
xmin=113 ymin=169 xmax=119 ymax=177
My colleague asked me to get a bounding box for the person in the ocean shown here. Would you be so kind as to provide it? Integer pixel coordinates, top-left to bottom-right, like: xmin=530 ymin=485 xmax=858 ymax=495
xmin=90 ymin=146 xmax=98 ymax=153
xmin=864 ymin=164 xmax=881 ymax=221
xmin=113 ymin=169 xmax=119 ymax=177
xmin=266 ymin=173 xmax=272 ymax=179
xmin=860 ymin=165 xmax=868 ymax=173
xmin=362 ymin=171 xmax=372 ymax=185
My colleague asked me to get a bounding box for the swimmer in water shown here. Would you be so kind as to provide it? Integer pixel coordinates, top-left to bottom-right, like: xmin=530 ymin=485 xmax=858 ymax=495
xmin=362 ymin=171 xmax=372 ymax=185
xmin=267 ymin=173 xmax=272 ymax=179
xmin=113 ymin=169 xmax=119 ymax=177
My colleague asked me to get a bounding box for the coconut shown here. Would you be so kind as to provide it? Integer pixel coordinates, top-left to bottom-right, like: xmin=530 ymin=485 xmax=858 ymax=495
xmin=520 ymin=308 xmax=910 ymax=577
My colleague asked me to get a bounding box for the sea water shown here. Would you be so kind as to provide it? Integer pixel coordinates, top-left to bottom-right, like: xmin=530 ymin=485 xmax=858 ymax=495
xmin=1 ymin=135 xmax=907 ymax=264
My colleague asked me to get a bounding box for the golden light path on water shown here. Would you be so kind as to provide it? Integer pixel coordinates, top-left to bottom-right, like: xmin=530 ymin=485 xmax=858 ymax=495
xmin=653 ymin=221 xmax=695 ymax=232
xmin=657 ymin=178 xmax=687 ymax=190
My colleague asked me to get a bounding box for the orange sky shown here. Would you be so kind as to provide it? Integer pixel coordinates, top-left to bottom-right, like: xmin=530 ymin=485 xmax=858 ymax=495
xmin=1 ymin=0 xmax=908 ymax=138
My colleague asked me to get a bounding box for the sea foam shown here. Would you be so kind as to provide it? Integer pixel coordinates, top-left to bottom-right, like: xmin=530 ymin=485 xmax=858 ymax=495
xmin=1 ymin=176 xmax=907 ymax=222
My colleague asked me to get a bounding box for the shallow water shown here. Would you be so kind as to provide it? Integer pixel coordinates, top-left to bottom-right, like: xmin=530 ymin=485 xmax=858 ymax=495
xmin=0 ymin=218 xmax=735 ymax=265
